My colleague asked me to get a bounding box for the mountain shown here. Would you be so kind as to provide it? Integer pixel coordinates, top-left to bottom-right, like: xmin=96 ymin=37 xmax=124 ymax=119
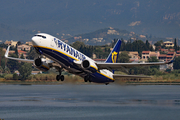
xmin=0 ymin=24 xmax=34 ymax=41
xmin=0 ymin=0 xmax=180 ymax=41
xmin=66 ymin=27 xmax=172 ymax=45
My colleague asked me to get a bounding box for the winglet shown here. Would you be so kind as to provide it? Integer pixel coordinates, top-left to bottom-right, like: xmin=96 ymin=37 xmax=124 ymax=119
xmin=167 ymin=52 xmax=176 ymax=64
xmin=5 ymin=46 xmax=10 ymax=58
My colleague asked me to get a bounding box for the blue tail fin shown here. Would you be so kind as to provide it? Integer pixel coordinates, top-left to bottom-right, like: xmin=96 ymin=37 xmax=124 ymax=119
xmin=105 ymin=39 xmax=121 ymax=63
xmin=105 ymin=40 xmax=121 ymax=73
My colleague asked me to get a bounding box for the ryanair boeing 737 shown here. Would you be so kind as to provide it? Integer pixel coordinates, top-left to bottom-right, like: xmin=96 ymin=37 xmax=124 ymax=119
xmin=5 ymin=33 xmax=176 ymax=85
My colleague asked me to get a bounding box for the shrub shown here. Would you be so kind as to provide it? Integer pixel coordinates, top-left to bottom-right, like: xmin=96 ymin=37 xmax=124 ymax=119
xmin=13 ymin=73 xmax=18 ymax=80
xmin=32 ymin=74 xmax=56 ymax=81
xmin=27 ymin=75 xmax=34 ymax=80
xmin=4 ymin=74 xmax=13 ymax=80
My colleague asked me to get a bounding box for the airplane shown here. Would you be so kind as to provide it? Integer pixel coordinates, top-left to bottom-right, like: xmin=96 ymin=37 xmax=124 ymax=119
xmin=5 ymin=33 xmax=176 ymax=85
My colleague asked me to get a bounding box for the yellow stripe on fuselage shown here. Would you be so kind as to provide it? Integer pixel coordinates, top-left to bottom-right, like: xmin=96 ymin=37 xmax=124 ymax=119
xmin=97 ymin=71 xmax=115 ymax=81
xmin=42 ymin=65 xmax=50 ymax=70
xmin=33 ymin=45 xmax=79 ymax=61
xmin=90 ymin=65 xmax=98 ymax=71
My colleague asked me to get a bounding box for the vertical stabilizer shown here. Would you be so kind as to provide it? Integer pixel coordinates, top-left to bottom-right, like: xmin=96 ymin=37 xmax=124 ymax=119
xmin=105 ymin=39 xmax=121 ymax=73
xmin=105 ymin=39 xmax=121 ymax=63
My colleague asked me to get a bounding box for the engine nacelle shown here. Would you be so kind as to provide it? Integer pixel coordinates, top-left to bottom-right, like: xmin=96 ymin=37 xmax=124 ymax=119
xmin=34 ymin=58 xmax=50 ymax=72
xmin=81 ymin=60 xmax=98 ymax=73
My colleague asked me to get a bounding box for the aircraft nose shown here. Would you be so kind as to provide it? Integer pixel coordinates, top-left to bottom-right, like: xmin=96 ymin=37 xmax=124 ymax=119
xmin=31 ymin=36 xmax=38 ymax=46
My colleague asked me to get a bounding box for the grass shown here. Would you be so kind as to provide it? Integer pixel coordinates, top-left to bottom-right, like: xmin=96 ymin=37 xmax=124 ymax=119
xmin=1 ymin=72 xmax=180 ymax=85
xmin=0 ymin=73 xmax=86 ymax=85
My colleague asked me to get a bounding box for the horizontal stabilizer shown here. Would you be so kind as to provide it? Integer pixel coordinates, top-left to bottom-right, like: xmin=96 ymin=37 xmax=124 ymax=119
xmin=97 ymin=52 xmax=177 ymax=71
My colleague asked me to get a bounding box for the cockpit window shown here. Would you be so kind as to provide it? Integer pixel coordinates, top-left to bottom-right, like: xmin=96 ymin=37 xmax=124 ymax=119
xmin=34 ymin=35 xmax=46 ymax=39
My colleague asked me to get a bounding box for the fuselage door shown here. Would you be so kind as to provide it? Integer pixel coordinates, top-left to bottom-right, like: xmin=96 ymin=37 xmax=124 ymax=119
xmin=38 ymin=37 xmax=42 ymax=44
xmin=51 ymin=38 xmax=55 ymax=47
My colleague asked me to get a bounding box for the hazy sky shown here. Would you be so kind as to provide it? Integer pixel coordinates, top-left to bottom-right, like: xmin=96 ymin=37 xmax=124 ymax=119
xmin=0 ymin=0 xmax=180 ymax=37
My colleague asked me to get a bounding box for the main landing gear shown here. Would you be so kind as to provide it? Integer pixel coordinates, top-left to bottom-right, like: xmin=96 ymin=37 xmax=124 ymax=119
xmin=105 ymin=83 xmax=109 ymax=85
xmin=56 ymin=74 xmax=64 ymax=81
xmin=56 ymin=67 xmax=64 ymax=81
xmin=84 ymin=75 xmax=91 ymax=82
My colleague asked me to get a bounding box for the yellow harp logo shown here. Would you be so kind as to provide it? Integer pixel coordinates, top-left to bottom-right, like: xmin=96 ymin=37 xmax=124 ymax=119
xmin=112 ymin=51 xmax=118 ymax=63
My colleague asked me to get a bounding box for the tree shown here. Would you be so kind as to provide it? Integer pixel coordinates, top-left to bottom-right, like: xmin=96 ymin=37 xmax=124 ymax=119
xmin=120 ymin=38 xmax=126 ymax=51
xmin=1 ymin=59 xmax=6 ymax=69
xmin=20 ymin=54 xmax=24 ymax=59
xmin=0 ymin=66 xmax=3 ymax=74
xmin=0 ymin=47 xmax=5 ymax=68
xmin=174 ymin=38 xmax=178 ymax=51
xmin=17 ymin=41 xmax=22 ymax=46
xmin=0 ymin=43 xmax=7 ymax=48
xmin=149 ymin=68 xmax=159 ymax=75
xmin=111 ymin=39 xmax=118 ymax=48
xmin=145 ymin=40 xmax=150 ymax=51
xmin=126 ymin=39 xmax=133 ymax=51
xmin=118 ymin=52 xmax=130 ymax=63
xmin=129 ymin=66 xmax=150 ymax=75
xmin=18 ymin=63 xmax=32 ymax=80
xmin=173 ymin=56 xmax=180 ymax=70
xmin=150 ymin=45 xmax=154 ymax=51
xmin=148 ymin=56 xmax=159 ymax=69
xmin=13 ymin=73 xmax=18 ymax=80
xmin=15 ymin=46 xmax=18 ymax=56
xmin=27 ymin=47 xmax=38 ymax=59
xmin=154 ymin=40 xmax=163 ymax=47
xmin=7 ymin=54 xmax=19 ymax=73
xmin=154 ymin=40 xmax=164 ymax=50
xmin=20 ymin=54 xmax=25 ymax=65
xmin=71 ymin=41 xmax=85 ymax=50
xmin=4 ymin=67 xmax=10 ymax=74
xmin=132 ymin=40 xmax=146 ymax=57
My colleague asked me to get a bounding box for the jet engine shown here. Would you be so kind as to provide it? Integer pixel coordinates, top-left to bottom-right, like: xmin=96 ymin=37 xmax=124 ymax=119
xmin=34 ymin=58 xmax=50 ymax=72
xmin=81 ymin=60 xmax=98 ymax=73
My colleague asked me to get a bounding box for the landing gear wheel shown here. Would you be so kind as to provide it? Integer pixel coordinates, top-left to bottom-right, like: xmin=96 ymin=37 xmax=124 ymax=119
xmin=56 ymin=75 xmax=61 ymax=81
xmin=84 ymin=76 xmax=90 ymax=82
xmin=105 ymin=83 xmax=109 ymax=85
xmin=60 ymin=75 xmax=64 ymax=81
xmin=56 ymin=75 xmax=64 ymax=81
xmin=84 ymin=76 xmax=88 ymax=82
xmin=55 ymin=67 xmax=64 ymax=82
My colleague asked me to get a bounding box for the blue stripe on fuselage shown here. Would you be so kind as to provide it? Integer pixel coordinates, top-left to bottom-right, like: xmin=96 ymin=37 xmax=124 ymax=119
xmin=34 ymin=46 xmax=114 ymax=83
xmin=91 ymin=72 xmax=114 ymax=83
xmin=34 ymin=46 xmax=81 ymax=70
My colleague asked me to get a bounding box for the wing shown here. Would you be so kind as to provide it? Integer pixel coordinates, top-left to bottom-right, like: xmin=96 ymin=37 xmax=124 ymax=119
xmin=5 ymin=46 xmax=34 ymax=63
xmin=5 ymin=46 xmax=60 ymax=72
xmin=97 ymin=53 xmax=176 ymax=70
xmin=113 ymin=74 xmax=151 ymax=80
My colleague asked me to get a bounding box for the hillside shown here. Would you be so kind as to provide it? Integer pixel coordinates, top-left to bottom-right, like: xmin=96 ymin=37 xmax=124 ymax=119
xmin=67 ymin=27 xmax=172 ymax=45
xmin=0 ymin=25 xmax=173 ymax=45
xmin=0 ymin=24 xmax=34 ymax=42
xmin=0 ymin=0 xmax=180 ymax=40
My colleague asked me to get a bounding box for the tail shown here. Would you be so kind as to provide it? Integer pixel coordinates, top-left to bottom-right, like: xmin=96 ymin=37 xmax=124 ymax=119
xmin=105 ymin=39 xmax=121 ymax=63
xmin=105 ymin=39 xmax=121 ymax=73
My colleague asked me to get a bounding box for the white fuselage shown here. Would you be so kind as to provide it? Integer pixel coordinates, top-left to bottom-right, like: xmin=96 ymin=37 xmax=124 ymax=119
xmin=32 ymin=33 xmax=114 ymax=83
